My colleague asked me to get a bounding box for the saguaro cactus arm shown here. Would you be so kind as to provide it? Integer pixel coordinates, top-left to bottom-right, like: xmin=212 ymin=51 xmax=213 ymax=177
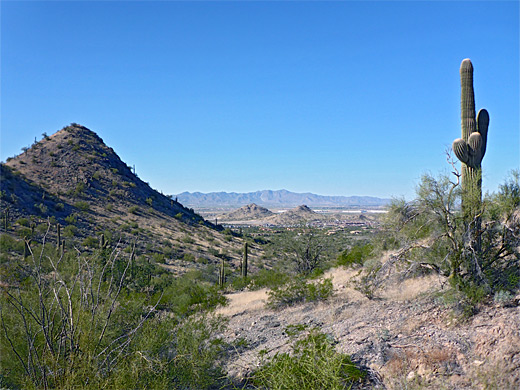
xmin=477 ymin=108 xmax=489 ymax=156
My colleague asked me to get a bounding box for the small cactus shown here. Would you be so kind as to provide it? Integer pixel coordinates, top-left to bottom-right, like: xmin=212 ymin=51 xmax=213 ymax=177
xmin=3 ymin=208 xmax=9 ymax=231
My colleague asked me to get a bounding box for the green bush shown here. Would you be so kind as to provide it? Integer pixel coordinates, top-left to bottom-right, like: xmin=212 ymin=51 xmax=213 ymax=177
xmin=250 ymin=268 xmax=289 ymax=289
xmin=65 ymin=214 xmax=77 ymax=225
xmin=183 ymin=252 xmax=195 ymax=262
xmin=253 ymin=328 xmax=365 ymax=389
xmin=0 ymin=243 xmax=230 ymax=389
xmin=82 ymin=236 xmax=99 ymax=248
xmin=15 ymin=218 xmax=29 ymax=227
xmin=34 ymin=203 xmax=48 ymax=215
xmin=0 ymin=234 xmax=24 ymax=254
xmin=128 ymin=206 xmax=139 ymax=214
xmin=266 ymin=278 xmax=333 ymax=309
xmin=74 ymin=201 xmax=90 ymax=211
xmin=337 ymin=243 xmax=373 ymax=267
xmin=63 ymin=225 xmax=77 ymax=237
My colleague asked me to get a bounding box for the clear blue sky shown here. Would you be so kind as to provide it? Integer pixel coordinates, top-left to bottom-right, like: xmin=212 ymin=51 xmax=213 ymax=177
xmin=1 ymin=1 xmax=518 ymax=199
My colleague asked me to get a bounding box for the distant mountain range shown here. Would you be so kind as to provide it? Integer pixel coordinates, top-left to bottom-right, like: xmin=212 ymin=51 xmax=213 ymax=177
xmin=175 ymin=190 xmax=390 ymax=208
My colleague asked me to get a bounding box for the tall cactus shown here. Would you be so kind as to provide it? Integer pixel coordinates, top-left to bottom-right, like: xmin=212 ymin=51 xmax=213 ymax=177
xmin=218 ymin=258 xmax=226 ymax=287
xmin=56 ymin=223 xmax=61 ymax=251
xmin=241 ymin=242 xmax=248 ymax=278
xmin=452 ymin=59 xmax=489 ymax=226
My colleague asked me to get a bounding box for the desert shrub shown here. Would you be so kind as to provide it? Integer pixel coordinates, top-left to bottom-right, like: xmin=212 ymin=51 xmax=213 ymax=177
xmin=277 ymin=227 xmax=328 ymax=275
xmin=72 ymin=182 xmax=85 ymax=197
xmin=0 ymin=247 xmax=161 ymax=389
xmin=65 ymin=213 xmax=77 ymax=225
xmin=250 ymin=268 xmax=289 ymax=289
xmin=74 ymin=201 xmax=90 ymax=211
xmin=0 ymin=234 xmax=24 ymax=254
xmin=0 ymin=239 xmax=231 ymax=389
xmin=169 ymin=315 xmax=228 ymax=389
xmin=183 ymin=252 xmax=195 ymax=262
xmin=63 ymin=224 xmax=77 ymax=237
xmin=337 ymin=242 xmax=373 ymax=267
xmin=182 ymin=235 xmax=195 ymax=244
xmin=82 ymin=236 xmax=99 ymax=248
xmin=253 ymin=328 xmax=365 ymax=389
xmin=16 ymin=227 xmax=32 ymax=239
xmin=15 ymin=218 xmax=29 ymax=227
xmin=156 ymin=275 xmax=227 ymax=316
xmin=208 ymin=247 xmax=219 ymax=257
xmin=381 ymin=170 xmax=520 ymax=300
xmin=266 ymin=278 xmax=333 ymax=309
xmin=128 ymin=206 xmax=139 ymax=214
xmin=54 ymin=202 xmax=64 ymax=211
xmin=34 ymin=203 xmax=48 ymax=215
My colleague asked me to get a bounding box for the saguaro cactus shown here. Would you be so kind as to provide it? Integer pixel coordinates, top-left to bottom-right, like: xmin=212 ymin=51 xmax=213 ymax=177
xmin=241 ymin=242 xmax=248 ymax=278
xmin=218 ymin=258 xmax=226 ymax=287
xmin=452 ymin=59 xmax=489 ymax=225
xmin=57 ymin=223 xmax=61 ymax=250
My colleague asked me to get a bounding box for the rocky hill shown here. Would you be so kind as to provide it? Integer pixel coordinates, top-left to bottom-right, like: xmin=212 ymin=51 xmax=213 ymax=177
xmin=176 ymin=189 xmax=390 ymax=208
xmin=218 ymin=203 xmax=274 ymax=221
xmin=1 ymin=124 xmax=255 ymax=270
xmin=264 ymin=204 xmax=322 ymax=226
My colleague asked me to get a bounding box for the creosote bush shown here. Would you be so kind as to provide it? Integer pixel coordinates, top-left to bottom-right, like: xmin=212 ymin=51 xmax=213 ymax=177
xmin=266 ymin=277 xmax=333 ymax=309
xmin=253 ymin=327 xmax=365 ymax=389
xmin=337 ymin=242 xmax=373 ymax=267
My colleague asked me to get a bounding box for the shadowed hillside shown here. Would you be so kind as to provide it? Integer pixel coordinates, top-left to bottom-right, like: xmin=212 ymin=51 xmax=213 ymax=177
xmin=1 ymin=123 xmax=258 ymax=269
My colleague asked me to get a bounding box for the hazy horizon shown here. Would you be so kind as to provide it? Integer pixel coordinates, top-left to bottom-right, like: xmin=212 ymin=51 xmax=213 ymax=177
xmin=1 ymin=1 xmax=518 ymax=200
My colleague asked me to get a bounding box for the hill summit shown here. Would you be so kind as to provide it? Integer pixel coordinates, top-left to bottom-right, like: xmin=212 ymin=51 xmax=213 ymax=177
xmin=219 ymin=203 xmax=274 ymax=221
xmin=1 ymin=123 xmax=251 ymax=268
xmin=4 ymin=123 xmax=196 ymax=223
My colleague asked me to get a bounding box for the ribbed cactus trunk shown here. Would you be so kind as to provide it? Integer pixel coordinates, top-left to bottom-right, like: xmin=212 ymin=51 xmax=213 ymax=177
xmin=452 ymin=59 xmax=489 ymax=273
xmin=218 ymin=258 xmax=226 ymax=287
xmin=57 ymin=223 xmax=61 ymax=251
xmin=241 ymin=242 xmax=248 ymax=278
xmin=454 ymin=59 xmax=489 ymax=224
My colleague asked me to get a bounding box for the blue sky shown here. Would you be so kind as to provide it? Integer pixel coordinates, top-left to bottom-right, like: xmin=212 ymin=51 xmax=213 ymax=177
xmin=1 ymin=1 xmax=518 ymax=199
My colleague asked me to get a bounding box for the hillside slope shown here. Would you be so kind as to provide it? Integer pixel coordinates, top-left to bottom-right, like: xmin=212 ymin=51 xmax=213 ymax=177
xmin=1 ymin=124 xmax=255 ymax=269
xmin=217 ymin=267 xmax=520 ymax=389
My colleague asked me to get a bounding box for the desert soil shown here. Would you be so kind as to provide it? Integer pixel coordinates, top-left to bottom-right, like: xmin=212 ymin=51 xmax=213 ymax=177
xmin=217 ymin=267 xmax=520 ymax=389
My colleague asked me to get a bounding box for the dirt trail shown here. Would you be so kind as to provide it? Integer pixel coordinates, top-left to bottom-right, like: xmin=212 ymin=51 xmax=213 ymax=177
xmin=217 ymin=266 xmax=520 ymax=389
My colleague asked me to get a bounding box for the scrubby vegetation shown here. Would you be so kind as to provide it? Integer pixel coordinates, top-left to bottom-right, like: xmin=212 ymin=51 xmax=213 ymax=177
xmin=266 ymin=277 xmax=334 ymax=309
xmin=0 ymin=232 xmax=230 ymax=389
xmin=253 ymin=327 xmax=365 ymax=389
xmin=376 ymin=169 xmax=520 ymax=302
